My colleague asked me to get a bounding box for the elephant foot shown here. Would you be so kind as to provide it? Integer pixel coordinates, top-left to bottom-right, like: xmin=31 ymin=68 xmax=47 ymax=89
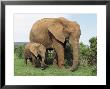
xmin=53 ymin=59 xmax=58 ymax=66
xmin=69 ymin=60 xmax=79 ymax=72
xmin=69 ymin=66 xmax=78 ymax=71
xmin=41 ymin=64 xmax=48 ymax=70
xmin=58 ymin=61 xmax=64 ymax=68
xmin=53 ymin=59 xmax=64 ymax=68
xmin=58 ymin=64 xmax=65 ymax=69
xmin=44 ymin=64 xmax=49 ymax=67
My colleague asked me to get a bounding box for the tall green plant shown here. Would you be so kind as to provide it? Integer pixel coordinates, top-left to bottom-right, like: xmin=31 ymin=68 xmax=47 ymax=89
xmin=79 ymin=42 xmax=90 ymax=66
xmin=88 ymin=37 xmax=97 ymax=65
xmin=14 ymin=45 xmax=25 ymax=59
xmin=79 ymin=37 xmax=97 ymax=66
xmin=79 ymin=37 xmax=97 ymax=75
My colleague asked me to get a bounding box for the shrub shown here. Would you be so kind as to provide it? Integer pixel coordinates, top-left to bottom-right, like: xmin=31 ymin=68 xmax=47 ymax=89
xmin=79 ymin=42 xmax=90 ymax=66
xmin=88 ymin=37 xmax=97 ymax=66
xmin=79 ymin=37 xmax=97 ymax=75
xmin=79 ymin=37 xmax=97 ymax=66
xmin=14 ymin=45 xmax=25 ymax=59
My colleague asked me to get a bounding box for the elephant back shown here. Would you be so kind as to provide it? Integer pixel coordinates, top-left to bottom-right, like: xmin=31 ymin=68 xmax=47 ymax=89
xmin=30 ymin=19 xmax=55 ymax=48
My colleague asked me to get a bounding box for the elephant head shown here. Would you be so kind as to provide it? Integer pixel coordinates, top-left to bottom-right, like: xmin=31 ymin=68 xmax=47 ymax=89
xmin=48 ymin=17 xmax=81 ymax=71
xmin=26 ymin=43 xmax=47 ymax=69
xmin=48 ymin=17 xmax=80 ymax=43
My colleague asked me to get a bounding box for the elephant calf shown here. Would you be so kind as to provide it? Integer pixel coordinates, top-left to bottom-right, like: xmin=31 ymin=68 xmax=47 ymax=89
xmin=24 ymin=42 xmax=48 ymax=70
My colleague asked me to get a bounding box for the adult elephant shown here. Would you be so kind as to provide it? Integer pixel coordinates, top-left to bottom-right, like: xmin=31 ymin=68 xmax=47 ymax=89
xmin=30 ymin=17 xmax=81 ymax=71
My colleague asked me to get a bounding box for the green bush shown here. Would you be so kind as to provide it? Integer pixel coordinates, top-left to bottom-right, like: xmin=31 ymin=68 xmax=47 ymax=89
xmin=79 ymin=37 xmax=97 ymax=75
xmin=14 ymin=45 xmax=25 ymax=59
xmin=88 ymin=37 xmax=97 ymax=65
xmin=79 ymin=42 xmax=90 ymax=66
xmin=79 ymin=37 xmax=97 ymax=66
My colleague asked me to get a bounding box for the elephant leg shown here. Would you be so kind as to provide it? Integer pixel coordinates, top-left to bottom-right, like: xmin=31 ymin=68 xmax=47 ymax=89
xmin=58 ymin=51 xmax=64 ymax=68
xmin=31 ymin=55 xmax=36 ymax=67
xmin=24 ymin=58 xmax=27 ymax=65
xmin=70 ymin=40 xmax=79 ymax=71
xmin=40 ymin=59 xmax=48 ymax=69
xmin=52 ymin=42 xmax=64 ymax=68
xmin=53 ymin=59 xmax=57 ymax=66
xmin=39 ymin=55 xmax=48 ymax=69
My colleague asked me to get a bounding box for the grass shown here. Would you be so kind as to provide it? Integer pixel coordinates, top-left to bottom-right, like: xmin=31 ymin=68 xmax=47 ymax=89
xmin=14 ymin=54 xmax=96 ymax=76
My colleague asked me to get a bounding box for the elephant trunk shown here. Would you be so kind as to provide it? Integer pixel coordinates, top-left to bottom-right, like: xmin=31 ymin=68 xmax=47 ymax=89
xmin=69 ymin=36 xmax=80 ymax=71
xmin=40 ymin=56 xmax=48 ymax=70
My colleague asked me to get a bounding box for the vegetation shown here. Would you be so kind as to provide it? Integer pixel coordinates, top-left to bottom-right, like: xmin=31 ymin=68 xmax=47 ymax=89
xmin=14 ymin=37 xmax=97 ymax=76
xmin=14 ymin=44 xmax=25 ymax=58
xmin=79 ymin=37 xmax=97 ymax=75
xmin=14 ymin=55 xmax=95 ymax=76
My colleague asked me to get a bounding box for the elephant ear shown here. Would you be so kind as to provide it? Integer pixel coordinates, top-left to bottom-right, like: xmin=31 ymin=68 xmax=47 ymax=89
xmin=48 ymin=23 xmax=65 ymax=43
xmin=30 ymin=43 xmax=40 ymax=57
